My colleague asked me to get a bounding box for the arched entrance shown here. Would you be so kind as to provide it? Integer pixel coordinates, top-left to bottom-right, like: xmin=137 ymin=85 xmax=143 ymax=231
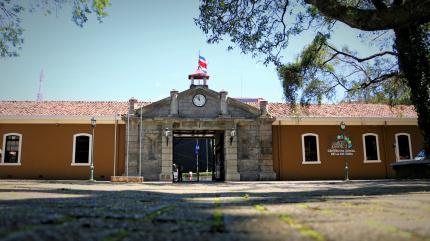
xmin=173 ymin=130 xmax=224 ymax=182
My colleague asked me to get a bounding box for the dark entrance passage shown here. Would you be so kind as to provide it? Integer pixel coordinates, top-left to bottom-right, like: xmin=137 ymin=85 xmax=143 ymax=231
xmin=173 ymin=130 xmax=224 ymax=182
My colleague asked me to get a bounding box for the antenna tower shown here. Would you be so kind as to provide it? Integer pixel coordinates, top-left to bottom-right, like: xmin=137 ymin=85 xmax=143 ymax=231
xmin=36 ymin=69 xmax=44 ymax=101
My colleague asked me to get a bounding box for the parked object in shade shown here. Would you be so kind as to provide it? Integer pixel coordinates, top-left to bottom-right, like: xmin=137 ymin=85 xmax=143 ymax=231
xmin=391 ymin=149 xmax=430 ymax=179
xmin=414 ymin=149 xmax=427 ymax=160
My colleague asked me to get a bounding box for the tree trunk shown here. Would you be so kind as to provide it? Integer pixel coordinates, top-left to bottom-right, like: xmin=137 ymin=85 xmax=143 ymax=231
xmin=394 ymin=25 xmax=430 ymax=159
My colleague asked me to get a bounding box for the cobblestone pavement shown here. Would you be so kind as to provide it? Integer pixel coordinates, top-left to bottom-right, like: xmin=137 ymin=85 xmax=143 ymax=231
xmin=1 ymin=180 xmax=430 ymax=241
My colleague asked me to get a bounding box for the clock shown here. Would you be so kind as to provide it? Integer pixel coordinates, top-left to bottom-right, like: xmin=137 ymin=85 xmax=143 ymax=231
xmin=192 ymin=94 xmax=206 ymax=107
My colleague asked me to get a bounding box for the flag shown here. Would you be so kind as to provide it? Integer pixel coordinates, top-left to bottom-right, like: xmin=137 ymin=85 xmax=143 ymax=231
xmin=198 ymin=55 xmax=207 ymax=73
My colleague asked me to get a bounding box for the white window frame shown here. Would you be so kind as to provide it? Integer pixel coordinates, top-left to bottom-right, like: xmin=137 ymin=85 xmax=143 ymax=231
xmin=362 ymin=133 xmax=381 ymax=163
xmin=301 ymin=133 xmax=321 ymax=164
xmin=395 ymin=133 xmax=412 ymax=162
xmin=71 ymin=133 xmax=92 ymax=166
xmin=1 ymin=133 xmax=23 ymax=166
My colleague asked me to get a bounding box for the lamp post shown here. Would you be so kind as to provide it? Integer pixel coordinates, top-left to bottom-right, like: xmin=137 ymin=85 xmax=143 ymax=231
xmin=230 ymin=127 xmax=236 ymax=145
xmin=340 ymin=121 xmax=349 ymax=181
xmin=196 ymin=139 xmax=199 ymax=182
xmin=90 ymin=117 xmax=96 ymax=181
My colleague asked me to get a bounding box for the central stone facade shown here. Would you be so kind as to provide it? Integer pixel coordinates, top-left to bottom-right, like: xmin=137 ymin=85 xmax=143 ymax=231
xmin=124 ymin=86 xmax=276 ymax=181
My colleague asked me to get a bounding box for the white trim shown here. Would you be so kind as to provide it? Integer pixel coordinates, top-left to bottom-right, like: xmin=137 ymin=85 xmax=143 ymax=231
xmin=395 ymin=133 xmax=412 ymax=161
xmin=1 ymin=133 xmax=23 ymax=165
xmin=362 ymin=133 xmax=381 ymax=163
xmin=71 ymin=133 xmax=92 ymax=166
xmin=301 ymin=133 xmax=321 ymax=164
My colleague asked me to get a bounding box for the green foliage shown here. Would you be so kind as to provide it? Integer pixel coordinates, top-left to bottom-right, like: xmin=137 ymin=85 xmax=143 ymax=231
xmin=196 ymin=0 xmax=425 ymax=106
xmin=344 ymin=76 xmax=412 ymax=105
xmin=278 ymin=34 xmax=335 ymax=104
xmin=0 ymin=0 xmax=110 ymax=58
xmin=195 ymin=0 xmax=329 ymax=66
xmin=0 ymin=0 xmax=25 ymax=57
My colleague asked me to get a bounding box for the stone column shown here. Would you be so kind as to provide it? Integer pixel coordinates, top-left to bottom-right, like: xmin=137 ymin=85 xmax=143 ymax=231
xmin=220 ymin=90 xmax=229 ymax=116
xmin=125 ymin=98 xmax=138 ymax=176
xmin=258 ymin=118 xmax=277 ymax=180
xmin=169 ymin=90 xmax=179 ymax=117
xmin=259 ymin=100 xmax=269 ymax=116
xmin=126 ymin=118 xmax=140 ymax=176
xmin=159 ymin=124 xmax=173 ymax=181
xmin=224 ymin=127 xmax=240 ymax=181
xmin=128 ymin=97 xmax=137 ymax=115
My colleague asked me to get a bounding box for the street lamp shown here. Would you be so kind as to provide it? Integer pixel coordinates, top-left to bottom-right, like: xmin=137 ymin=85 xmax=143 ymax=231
xmin=90 ymin=117 xmax=96 ymax=181
xmin=164 ymin=128 xmax=171 ymax=146
xmin=340 ymin=121 xmax=349 ymax=181
xmin=230 ymin=127 xmax=236 ymax=145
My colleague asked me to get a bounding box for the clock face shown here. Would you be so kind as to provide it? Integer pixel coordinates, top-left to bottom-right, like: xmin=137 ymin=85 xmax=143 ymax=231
xmin=192 ymin=94 xmax=206 ymax=107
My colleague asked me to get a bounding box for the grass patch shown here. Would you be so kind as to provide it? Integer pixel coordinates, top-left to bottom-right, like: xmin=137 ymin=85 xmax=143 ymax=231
xmin=296 ymin=203 xmax=310 ymax=209
xmin=255 ymin=204 xmax=267 ymax=212
xmin=182 ymin=172 xmax=212 ymax=178
xmin=365 ymin=220 xmax=413 ymax=239
xmin=242 ymin=193 xmax=250 ymax=200
xmin=280 ymin=214 xmax=326 ymax=241
xmin=143 ymin=206 xmax=175 ymax=222
xmin=211 ymin=197 xmax=224 ymax=232
xmin=0 ymin=215 xmax=78 ymax=239
xmin=103 ymin=229 xmax=128 ymax=241
xmin=319 ymin=209 xmax=335 ymax=216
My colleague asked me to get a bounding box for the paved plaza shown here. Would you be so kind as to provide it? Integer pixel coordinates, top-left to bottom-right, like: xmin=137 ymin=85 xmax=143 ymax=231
xmin=0 ymin=180 xmax=430 ymax=241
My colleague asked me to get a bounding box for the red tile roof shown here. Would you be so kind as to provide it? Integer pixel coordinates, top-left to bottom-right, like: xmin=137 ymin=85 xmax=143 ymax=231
xmin=0 ymin=101 xmax=149 ymax=117
xmin=0 ymin=101 xmax=417 ymax=119
xmin=267 ymin=103 xmax=417 ymax=118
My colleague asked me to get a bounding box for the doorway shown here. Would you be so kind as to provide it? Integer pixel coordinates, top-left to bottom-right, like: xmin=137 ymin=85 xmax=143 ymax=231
xmin=173 ymin=130 xmax=225 ymax=182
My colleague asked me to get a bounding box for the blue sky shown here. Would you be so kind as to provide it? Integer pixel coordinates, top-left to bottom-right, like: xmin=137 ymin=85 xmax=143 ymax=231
xmin=0 ymin=1 xmax=380 ymax=103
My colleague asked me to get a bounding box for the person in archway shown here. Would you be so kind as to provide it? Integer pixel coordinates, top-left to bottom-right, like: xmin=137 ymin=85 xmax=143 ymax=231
xmin=172 ymin=163 xmax=178 ymax=183
xmin=178 ymin=164 xmax=183 ymax=182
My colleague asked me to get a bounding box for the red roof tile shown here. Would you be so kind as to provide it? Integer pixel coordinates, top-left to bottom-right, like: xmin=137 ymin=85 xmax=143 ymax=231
xmin=0 ymin=101 xmax=149 ymax=117
xmin=267 ymin=103 xmax=417 ymax=118
xmin=0 ymin=101 xmax=417 ymax=119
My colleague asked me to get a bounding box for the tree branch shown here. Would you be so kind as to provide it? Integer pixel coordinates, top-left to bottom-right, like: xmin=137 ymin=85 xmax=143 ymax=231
xmin=326 ymin=44 xmax=396 ymax=62
xmin=304 ymin=0 xmax=430 ymax=31
xmin=359 ymin=72 xmax=399 ymax=89
xmin=370 ymin=0 xmax=387 ymax=10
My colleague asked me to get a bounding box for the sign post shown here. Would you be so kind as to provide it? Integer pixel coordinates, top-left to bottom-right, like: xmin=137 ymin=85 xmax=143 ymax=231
xmin=195 ymin=139 xmax=200 ymax=182
xmin=340 ymin=122 xmax=349 ymax=181
xmin=327 ymin=122 xmax=354 ymax=181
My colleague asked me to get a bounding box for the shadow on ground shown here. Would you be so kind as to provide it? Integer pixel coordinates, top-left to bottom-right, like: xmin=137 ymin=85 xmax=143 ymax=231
xmin=0 ymin=180 xmax=429 ymax=241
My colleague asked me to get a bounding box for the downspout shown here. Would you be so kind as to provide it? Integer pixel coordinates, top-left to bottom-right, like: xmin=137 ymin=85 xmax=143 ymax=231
xmin=277 ymin=120 xmax=282 ymax=180
xmin=139 ymin=105 xmax=143 ymax=177
xmin=113 ymin=113 xmax=118 ymax=177
xmin=126 ymin=109 xmax=130 ymax=177
xmin=382 ymin=121 xmax=389 ymax=178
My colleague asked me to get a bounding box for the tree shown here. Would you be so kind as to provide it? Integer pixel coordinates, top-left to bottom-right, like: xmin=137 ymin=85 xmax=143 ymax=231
xmin=0 ymin=0 xmax=110 ymax=57
xmin=196 ymin=0 xmax=430 ymax=158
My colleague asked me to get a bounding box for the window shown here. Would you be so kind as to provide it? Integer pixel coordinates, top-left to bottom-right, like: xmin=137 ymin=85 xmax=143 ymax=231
xmin=1 ymin=133 xmax=22 ymax=165
xmin=72 ymin=133 xmax=92 ymax=165
xmin=395 ymin=133 xmax=412 ymax=161
xmin=302 ymin=134 xmax=320 ymax=164
xmin=362 ymin=133 xmax=380 ymax=163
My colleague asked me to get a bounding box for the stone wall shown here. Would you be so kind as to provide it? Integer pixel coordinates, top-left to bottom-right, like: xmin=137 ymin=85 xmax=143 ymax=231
xmin=124 ymin=86 xmax=276 ymax=181
xmin=237 ymin=118 xmax=276 ymax=181
xmin=177 ymin=91 xmax=221 ymax=118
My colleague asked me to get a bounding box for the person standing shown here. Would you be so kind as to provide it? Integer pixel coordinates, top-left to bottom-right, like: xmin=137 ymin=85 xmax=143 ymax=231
xmin=178 ymin=165 xmax=183 ymax=182
xmin=172 ymin=163 xmax=178 ymax=183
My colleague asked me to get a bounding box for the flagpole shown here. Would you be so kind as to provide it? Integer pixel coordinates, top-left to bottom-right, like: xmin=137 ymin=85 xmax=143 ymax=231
xmin=196 ymin=139 xmax=199 ymax=182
